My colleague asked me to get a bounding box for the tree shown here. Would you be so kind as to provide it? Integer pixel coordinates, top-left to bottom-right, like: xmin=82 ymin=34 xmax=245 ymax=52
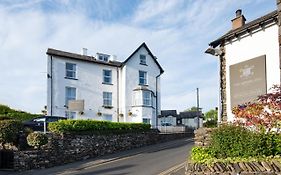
xmin=204 ymin=109 xmax=218 ymax=121
xmin=184 ymin=106 xmax=201 ymax=112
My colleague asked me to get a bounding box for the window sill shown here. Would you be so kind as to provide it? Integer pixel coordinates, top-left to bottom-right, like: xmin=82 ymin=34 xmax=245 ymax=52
xmin=103 ymin=105 xmax=113 ymax=109
xmin=132 ymin=105 xmax=155 ymax=109
xmin=140 ymin=63 xmax=148 ymax=66
xmin=65 ymin=77 xmax=78 ymax=80
xmin=139 ymin=84 xmax=148 ymax=86
xmin=102 ymin=82 xmax=113 ymax=85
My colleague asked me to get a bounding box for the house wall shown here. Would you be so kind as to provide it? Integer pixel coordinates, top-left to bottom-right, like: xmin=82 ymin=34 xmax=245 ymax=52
xmin=158 ymin=116 xmax=177 ymax=126
xmin=122 ymin=47 xmax=161 ymax=127
xmin=47 ymin=45 xmax=162 ymax=126
xmin=224 ymin=24 xmax=280 ymax=121
xmin=47 ymin=56 xmax=118 ymax=121
xmin=181 ymin=118 xmax=203 ymax=128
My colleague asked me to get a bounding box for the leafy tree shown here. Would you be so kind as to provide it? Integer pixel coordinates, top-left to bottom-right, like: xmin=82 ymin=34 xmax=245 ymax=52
xmin=204 ymin=109 xmax=218 ymax=121
xmin=184 ymin=106 xmax=201 ymax=112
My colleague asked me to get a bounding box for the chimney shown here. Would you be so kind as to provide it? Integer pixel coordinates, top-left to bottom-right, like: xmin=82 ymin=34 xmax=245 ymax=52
xmin=81 ymin=48 xmax=88 ymax=56
xmin=231 ymin=9 xmax=246 ymax=30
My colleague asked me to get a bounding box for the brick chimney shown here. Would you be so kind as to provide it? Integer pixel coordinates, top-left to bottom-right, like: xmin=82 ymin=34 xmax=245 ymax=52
xmin=231 ymin=9 xmax=246 ymax=30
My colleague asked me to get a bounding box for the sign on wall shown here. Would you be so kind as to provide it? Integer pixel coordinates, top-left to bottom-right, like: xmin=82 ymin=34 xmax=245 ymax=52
xmin=68 ymin=100 xmax=84 ymax=111
xmin=230 ymin=55 xmax=266 ymax=109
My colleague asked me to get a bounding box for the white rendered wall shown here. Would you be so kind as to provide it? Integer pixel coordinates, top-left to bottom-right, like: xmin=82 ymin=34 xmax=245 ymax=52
xmin=122 ymin=47 xmax=161 ymax=127
xmin=47 ymin=56 xmax=118 ymax=120
xmin=224 ymin=24 xmax=280 ymax=121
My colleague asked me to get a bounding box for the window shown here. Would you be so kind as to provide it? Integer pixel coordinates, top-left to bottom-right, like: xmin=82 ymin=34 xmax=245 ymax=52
xmin=65 ymin=63 xmax=76 ymax=79
xmin=143 ymin=91 xmax=151 ymax=106
xmin=139 ymin=71 xmax=147 ymax=85
xmin=65 ymin=87 xmax=76 ymax=106
xmin=98 ymin=54 xmax=109 ymax=62
xmin=103 ymin=70 xmax=112 ymax=84
xmin=143 ymin=118 xmax=151 ymax=124
xmin=65 ymin=111 xmax=76 ymax=119
xmin=103 ymin=92 xmax=112 ymax=107
xmin=140 ymin=55 xmax=146 ymax=65
xmin=103 ymin=114 xmax=112 ymax=121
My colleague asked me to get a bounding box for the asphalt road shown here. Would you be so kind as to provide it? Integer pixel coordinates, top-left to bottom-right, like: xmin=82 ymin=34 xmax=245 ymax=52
xmin=3 ymin=138 xmax=194 ymax=175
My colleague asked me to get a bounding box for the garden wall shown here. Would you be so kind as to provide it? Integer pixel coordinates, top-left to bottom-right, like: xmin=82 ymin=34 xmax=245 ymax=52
xmin=194 ymin=127 xmax=213 ymax=147
xmin=13 ymin=131 xmax=193 ymax=171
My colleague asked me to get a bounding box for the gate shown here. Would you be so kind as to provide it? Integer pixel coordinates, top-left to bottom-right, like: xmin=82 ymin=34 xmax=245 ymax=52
xmin=0 ymin=150 xmax=14 ymax=169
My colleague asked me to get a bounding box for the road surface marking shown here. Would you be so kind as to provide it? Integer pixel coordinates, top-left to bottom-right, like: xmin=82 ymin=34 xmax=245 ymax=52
xmin=158 ymin=162 xmax=186 ymax=175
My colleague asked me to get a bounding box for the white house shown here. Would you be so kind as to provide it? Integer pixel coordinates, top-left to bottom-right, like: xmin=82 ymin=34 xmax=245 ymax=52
xmin=46 ymin=42 xmax=164 ymax=127
xmin=206 ymin=8 xmax=281 ymax=121
xmin=158 ymin=110 xmax=178 ymax=126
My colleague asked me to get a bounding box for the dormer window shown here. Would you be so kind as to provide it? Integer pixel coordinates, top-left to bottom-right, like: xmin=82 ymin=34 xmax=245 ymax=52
xmin=140 ymin=55 xmax=146 ymax=65
xmin=97 ymin=53 xmax=110 ymax=62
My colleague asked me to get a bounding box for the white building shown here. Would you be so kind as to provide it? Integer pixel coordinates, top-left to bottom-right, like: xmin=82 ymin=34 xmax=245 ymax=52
xmin=206 ymin=8 xmax=280 ymax=121
xmin=46 ymin=43 xmax=164 ymax=127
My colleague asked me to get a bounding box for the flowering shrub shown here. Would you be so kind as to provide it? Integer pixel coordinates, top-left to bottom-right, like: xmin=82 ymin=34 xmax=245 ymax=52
xmin=232 ymin=85 xmax=281 ymax=132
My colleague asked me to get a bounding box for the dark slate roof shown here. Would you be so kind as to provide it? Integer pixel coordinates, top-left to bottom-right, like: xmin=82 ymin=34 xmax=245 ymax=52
xmin=179 ymin=111 xmax=203 ymax=119
xmin=47 ymin=48 xmax=123 ymax=67
xmin=210 ymin=10 xmax=277 ymax=48
xmin=160 ymin=110 xmax=177 ymax=117
xmin=47 ymin=42 xmax=164 ymax=74
xmin=123 ymin=42 xmax=164 ymax=74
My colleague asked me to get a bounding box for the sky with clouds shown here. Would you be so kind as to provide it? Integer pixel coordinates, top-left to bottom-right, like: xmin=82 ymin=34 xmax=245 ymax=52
xmin=0 ymin=0 xmax=276 ymax=114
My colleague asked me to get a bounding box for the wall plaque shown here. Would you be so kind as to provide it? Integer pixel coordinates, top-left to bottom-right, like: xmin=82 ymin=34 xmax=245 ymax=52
xmin=230 ymin=55 xmax=266 ymax=108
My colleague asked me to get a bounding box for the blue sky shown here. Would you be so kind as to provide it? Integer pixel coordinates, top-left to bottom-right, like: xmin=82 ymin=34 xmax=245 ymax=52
xmin=0 ymin=0 xmax=276 ymax=113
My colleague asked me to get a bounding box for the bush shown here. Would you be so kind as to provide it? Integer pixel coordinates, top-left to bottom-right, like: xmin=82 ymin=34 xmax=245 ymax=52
xmin=48 ymin=120 xmax=151 ymax=134
xmin=209 ymin=124 xmax=281 ymax=158
xmin=203 ymin=120 xmax=217 ymax=128
xmin=0 ymin=120 xmax=22 ymax=146
xmin=0 ymin=104 xmax=38 ymax=122
xmin=191 ymin=146 xmax=214 ymax=163
xmin=27 ymin=132 xmax=48 ymax=148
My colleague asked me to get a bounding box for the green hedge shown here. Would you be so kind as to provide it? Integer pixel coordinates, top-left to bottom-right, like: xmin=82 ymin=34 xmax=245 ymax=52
xmin=0 ymin=120 xmax=22 ymax=145
xmin=48 ymin=120 xmax=151 ymax=134
xmin=208 ymin=124 xmax=281 ymax=158
xmin=0 ymin=104 xmax=38 ymax=121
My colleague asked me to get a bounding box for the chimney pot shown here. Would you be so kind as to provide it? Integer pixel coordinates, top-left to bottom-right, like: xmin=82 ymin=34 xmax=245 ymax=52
xmin=236 ymin=9 xmax=242 ymax=17
xmin=82 ymin=48 xmax=88 ymax=56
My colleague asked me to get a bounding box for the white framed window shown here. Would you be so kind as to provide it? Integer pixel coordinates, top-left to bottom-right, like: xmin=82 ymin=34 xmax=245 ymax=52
xmin=140 ymin=55 xmax=146 ymax=65
xmin=65 ymin=63 xmax=76 ymax=79
xmin=103 ymin=114 xmax=112 ymax=121
xmin=143 ymin=118 xmax=151 ymax=124
xmin=143 ymin=91 xmax=151 ymax=106
xmin=103 ymin=92 xmax=112 ymax=107
xmin=103 ymin=70 xmax=112 ymax=84
xmin=65 ymin=87 xmax=76 ymax=106
xmin=98 ymin=54 xmax=109 ymax=62
xmin=139 ymin=71 xmax=147 ymax=85
xmin=65 ymin=111 xmax=76 ymax=119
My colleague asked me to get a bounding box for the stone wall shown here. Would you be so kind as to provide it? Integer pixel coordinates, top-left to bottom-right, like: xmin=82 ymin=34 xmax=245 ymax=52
xmin=13 ymin=131 xmax=193 ymax=171
xmin=194 ymin=128 xmax=213 ymax=147
xmin=185 ymin=161 xmax=281 ymax=175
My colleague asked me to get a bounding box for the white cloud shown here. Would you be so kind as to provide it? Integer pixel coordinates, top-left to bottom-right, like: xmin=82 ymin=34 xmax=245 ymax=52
xmin=0 ymin=0 xmax=276 ymax=113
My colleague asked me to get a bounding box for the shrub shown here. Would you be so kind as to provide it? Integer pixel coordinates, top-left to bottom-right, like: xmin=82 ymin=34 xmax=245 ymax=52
xmin=27 ymin=132 xmax=48 ymax=148
xmin=0 ymin=120 xmax=22 ymax=146
xmin=48 ymin=120 xmax=151 ymax=134
xmin=209 ymin=124 xmax=281 ymax=158
xmin=203 ymin=120 xmax=217 ymax=128
xmin=191 ymin=146 xmax=214 ymax=163
xmin=0 ymin=104 xmax=38 ymax=122
xmin=232 ymin=85 xmax=281 ymax=132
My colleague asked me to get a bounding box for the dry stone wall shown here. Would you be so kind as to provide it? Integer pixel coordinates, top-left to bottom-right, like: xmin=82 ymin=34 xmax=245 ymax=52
xmin=13 ymin=131 xmax=193 ymax=171
xmin=194 ymin=127 xmax=213 ymax=147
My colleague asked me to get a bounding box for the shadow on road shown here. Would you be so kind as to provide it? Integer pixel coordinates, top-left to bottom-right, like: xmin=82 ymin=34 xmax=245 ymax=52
xmin=78 ymin=164 xmax=135 ymax=175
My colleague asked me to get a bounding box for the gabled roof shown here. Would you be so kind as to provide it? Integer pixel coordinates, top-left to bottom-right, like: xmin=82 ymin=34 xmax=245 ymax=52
xmin=123 ymin=42 xmax=164 ymax=74
xmin=46 ymin=43 xmax=164 ymax=73
xmin=47 ymin=48 xmax=122 ymax=67
xmin=179 ymin=111 xmax=203 ymax=119
xmin=160 ymin=110 xmax=178 ymax=117
xmin=210 ymin=10 xmax=277 ymax=48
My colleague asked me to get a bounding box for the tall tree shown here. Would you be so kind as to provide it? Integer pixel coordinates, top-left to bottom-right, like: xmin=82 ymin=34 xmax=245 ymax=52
xmin=204 ymin=109 xmax=218 ymax=121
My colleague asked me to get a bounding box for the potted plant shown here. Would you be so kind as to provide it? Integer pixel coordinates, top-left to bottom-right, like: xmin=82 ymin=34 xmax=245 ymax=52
xmin=128 ymin=111 xmax=133 ymax=116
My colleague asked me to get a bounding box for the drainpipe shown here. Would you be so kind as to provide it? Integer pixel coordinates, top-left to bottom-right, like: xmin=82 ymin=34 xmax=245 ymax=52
xmin=117 ymin=67 xmax=120 ymax=122
xmin=50 ymin=56 xmax=53 ymax=116
xmin=155 ymin=73 xmax=161 ymax=127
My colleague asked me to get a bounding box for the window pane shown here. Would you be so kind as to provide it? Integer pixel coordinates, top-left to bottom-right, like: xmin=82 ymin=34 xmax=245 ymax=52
xmin=139 ymin=71 xmax=147 ymax=85
xmin=140 ymin=55 xmax=146 ymax=64
xmin=66 ymin=63 xmax=76 ymax=78
xmin=103 ymin=92 xmax=112 ymax=106
xmin=65 ymin=87 xmax=76 ymax=106
xmin=103 ymin=70 xmax=112 ymax=84
xmin=103 ymin=114 xmax=112 ymax=121
xmin=143 ymin=91 xmax=151 ymax=106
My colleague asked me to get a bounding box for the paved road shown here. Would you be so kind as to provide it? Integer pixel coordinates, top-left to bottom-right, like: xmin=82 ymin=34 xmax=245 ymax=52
xmin=2 ymin=138 xmax=194 ymax=175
